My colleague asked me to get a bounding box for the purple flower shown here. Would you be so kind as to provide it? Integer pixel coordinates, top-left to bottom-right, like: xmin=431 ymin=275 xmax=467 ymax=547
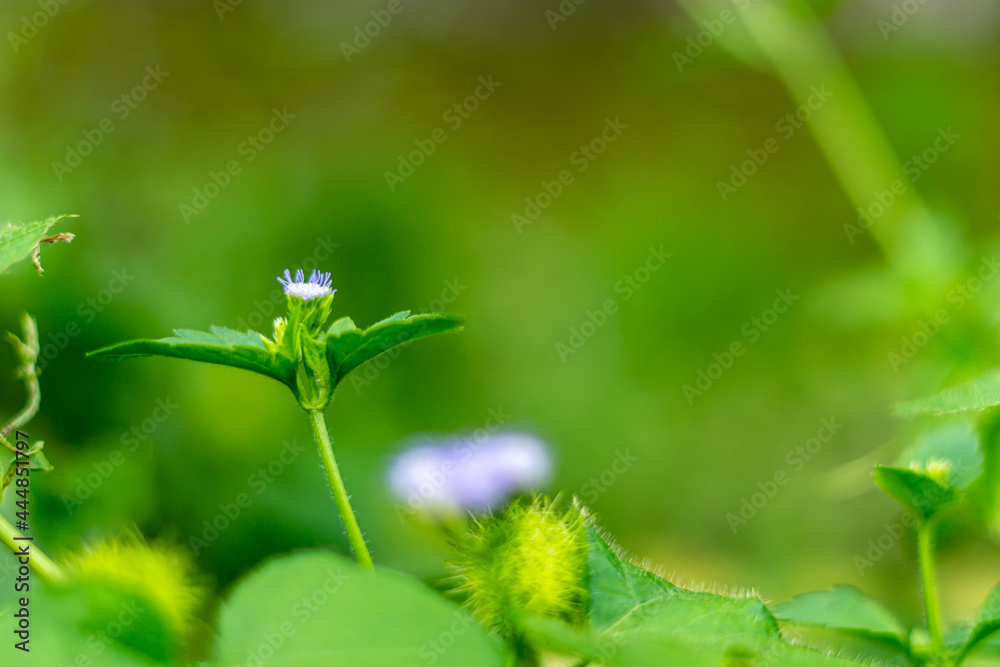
xmin=278 ymin=269 xmax=335 ymax=301
xmin=388 ymin=432 xmax=553 ymax=517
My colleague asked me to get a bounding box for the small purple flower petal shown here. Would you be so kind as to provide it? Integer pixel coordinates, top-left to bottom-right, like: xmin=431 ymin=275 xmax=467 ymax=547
xmin=388 ymin=432 xmax=553 ymax=517
xmin=278 ymin=269 xmax=335 ymax=301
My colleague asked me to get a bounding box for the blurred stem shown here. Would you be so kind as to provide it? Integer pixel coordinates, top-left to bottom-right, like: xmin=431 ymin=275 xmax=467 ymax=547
xmin=0 ymin=512 xmax=64 ymax=585
xmin=729 ymin=2 xmax=959 ymax=287
xmin=307 ymin=409 xmax=374 ymax=571
xmin=917 ymin=518 xmax=944 ymax=653
xmin=2 ymin=314 xmax=41 ymax=442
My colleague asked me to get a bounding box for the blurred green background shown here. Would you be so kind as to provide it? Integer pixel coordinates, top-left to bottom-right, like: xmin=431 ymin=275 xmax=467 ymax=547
xmin=1 ymin=0 xmax=999 ymax=632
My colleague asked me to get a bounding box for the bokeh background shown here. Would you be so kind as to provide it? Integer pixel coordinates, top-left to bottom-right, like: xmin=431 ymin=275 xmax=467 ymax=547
xmin=2 ymin=0 xmax=1000 ymax=633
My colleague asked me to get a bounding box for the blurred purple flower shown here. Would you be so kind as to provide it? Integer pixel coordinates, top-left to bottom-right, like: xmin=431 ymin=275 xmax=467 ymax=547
xmin=388 ymin=432 xmax=553 ymax=517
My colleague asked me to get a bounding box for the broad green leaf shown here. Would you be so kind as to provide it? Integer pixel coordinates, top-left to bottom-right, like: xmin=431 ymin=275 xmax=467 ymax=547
xmin=213 ymin=550 xmax=504 ymax=667
xmin=614 ymin=635 xmax=877 ymax=667
xmin=326 ymin=311 xmax=464 ymax=385
xmin=872 ymin=465 xmax=956 ymax=520
xmin=956 ymin=582 xmax=1000 ymax=663
xmin=0 ymin=576 xmax=171 ymax=666
xmin=585 ymin=520 xmax=680 ymax=634
xmin=0 ymin=214 xmax=76 ymax=274
xmin=895 ymin=369 xmax=1000 ymax=416
xmin=89 ymin=326 xmax=297 ymax=388
xmin=899 ymin=420 xmax=982 ymax=490
xmin=775 ymin=585 xmax=909 ymax=654
xmin=585 ymin=520 xmax=779 ymax=651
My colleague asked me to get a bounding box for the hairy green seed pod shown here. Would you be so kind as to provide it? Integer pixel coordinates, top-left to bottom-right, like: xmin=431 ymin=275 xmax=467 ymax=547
xmin=450 ymin=496 xmax=587 ymax=637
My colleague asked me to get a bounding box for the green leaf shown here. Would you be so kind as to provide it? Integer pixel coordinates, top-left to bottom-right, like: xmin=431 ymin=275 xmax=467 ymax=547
xmin=895 ymin=369 xmax=1000 ymax=416
xmin=872 ymin=465 xmax=956 ymax=520
xmin=775 ymin=585 xmax=909 ymax=654
xmin=89 ymin=326 xmax=297 ymax=389
xmin=614 ymin=635 xmax=877 ymax=667
xmin=326 ymin=311 xmax=464 ymax=385
xmin=0 ymin=577 xmax=170 ymax=666
xmin=899 ymin=420 xmax=983 ymax=490
xmin=585 ymin=520 xmax=680 ymax=634
xmin=585 ymin=520 xmax=779 ymax=652
xmin=0 ymin=214 xmax=76 ymax=275
xmin=956 ymin=582 xmax=1000 ymax=663
xmin=213 ymin=550 xmax=505 ymax=667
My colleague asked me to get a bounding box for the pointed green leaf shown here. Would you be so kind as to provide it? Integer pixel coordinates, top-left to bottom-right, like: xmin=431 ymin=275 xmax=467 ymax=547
xmin=872 ymin=465 xmax=956 ymax=520
xmin=326 ymin=311 xmax=464 ymax=385
xmin=894 ymin=369 xmax=1000 ymax=416
xmin=89 ymin=326 xmax=296 ymax=389
xmin=775 ymin=585 xmax=909 ymax=654
xmin=213 ymin=550 xmax=504 ymax=667
xmin=585 ymin=520 xmax=680 ymax=634
xmin=585 ymin=520 xmax=779 ymax=651
xmin=0 ymin=214 xmax=76 ymax=274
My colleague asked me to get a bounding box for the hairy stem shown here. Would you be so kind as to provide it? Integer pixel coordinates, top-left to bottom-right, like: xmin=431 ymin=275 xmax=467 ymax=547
xmin=0 ymin=511 xmax=64 ymax=585
xmin=307 ymin=409 xmax=374 ymax=570
xmin=917 ymin=518 xmax=944 ymax=653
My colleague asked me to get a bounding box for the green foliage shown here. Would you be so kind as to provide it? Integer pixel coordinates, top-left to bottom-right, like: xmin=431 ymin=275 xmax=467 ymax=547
xmin=0 ymin=214 xmax=75 ymax=275
xmin=88 ymin=311 xmax=463 ymax=408
xmin=955 ymin=583 xmax=1000 ymax=664
xmin=476 ymin=505 xmax=875 ymax=666
xmin=325 ymin=312 xmax=465 ymax=387
xmin=3 ymin=577 xmax=174 ymax=666
xmin=775 ymin=585 xmax=910 ymax=656
xmin=872 ymin=464 xmax=956 ymax=521
xmin=88 ymin=326 xmax=296 ymax=386
xmin=212 ymin=550 xmax=505 ymax=667
xmin=895 ymin=370 xmax=1000 ymax=416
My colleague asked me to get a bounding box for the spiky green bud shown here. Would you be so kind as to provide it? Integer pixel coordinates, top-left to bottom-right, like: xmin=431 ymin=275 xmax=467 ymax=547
xmin=450 ymin=497 xmax=587 ymax=638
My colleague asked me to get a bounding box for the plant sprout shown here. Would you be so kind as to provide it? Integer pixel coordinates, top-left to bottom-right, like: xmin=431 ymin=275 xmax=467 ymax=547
xmin=90 ymin=269 xmax=464 ymax=570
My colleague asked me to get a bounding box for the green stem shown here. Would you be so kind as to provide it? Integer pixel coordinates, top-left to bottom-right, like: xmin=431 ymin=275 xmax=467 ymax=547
xmin=917 ymin=518 xmax=944 ymax=653
xmin=729 ymin=2 xmax=960 ymax=289
xmin=307 ymin=409 xmax=374 ymax=571
xmin=0 ymin=511 xmax=64 ymax=585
